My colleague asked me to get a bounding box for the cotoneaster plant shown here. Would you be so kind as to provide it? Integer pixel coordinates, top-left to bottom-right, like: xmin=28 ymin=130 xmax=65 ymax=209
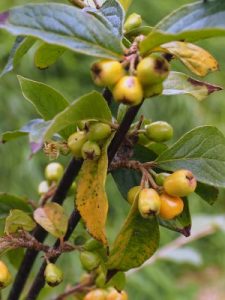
xmin=0 ymin=0 xmax=225 ymax=299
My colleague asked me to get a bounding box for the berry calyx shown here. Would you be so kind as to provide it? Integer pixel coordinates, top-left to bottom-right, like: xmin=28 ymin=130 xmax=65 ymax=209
xmin=164 ymin=169 xmax=197 ymax=197
xmin=138 ymin=188 xmax=161 ymax=218
xmin=91 ymin=60 xmax=124 ymax=87
xmin=143 ymin=82 xmax=163 ymax=98
xmin=81 ymin=141 xmax=101 ymax=160
xmin=88 ymin=123 xmax=112 ymax=141
xmin=80 ymin=251 xmax=101 ymax=271
xmin=137 ymin=54 xmax=170 ymax=86
xmin=45 ymin=162 xmax=64 ymax=183
xmin=38 ymin=180 xmax=49 ymax=196
xmin=84 ymin=289 xmax=107 ymax=300
xmin=159 ymin=193 xmax=184 ymax=220
xmin=113 ymin=76 xmax=143 ymax=106
xmin=127 ymin=186 xmax=141 ymax=205
xmin=124 ymin=13 xmax=142 ymax=32
xmin=145 ymin=121 xmax=173 ymax=142
xmin=44 ymin=263 xmax=63 ymax=287
xmin=67 ymin=131 xmax=87 ymax=158
xmin=0 ymin=261 xmax=12 ymax=289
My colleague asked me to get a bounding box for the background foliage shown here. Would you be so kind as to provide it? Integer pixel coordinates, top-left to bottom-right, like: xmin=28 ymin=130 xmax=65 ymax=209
xmin=0 ymin=0 xmax=225 ymax=299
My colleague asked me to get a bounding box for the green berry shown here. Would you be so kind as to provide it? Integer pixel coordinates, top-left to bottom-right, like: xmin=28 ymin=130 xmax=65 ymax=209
xmin=124 ymin=13 xmax=142 ymax=32
xmin=80 ymin=251 xmax=101 ymax=271
xmin=81 ymin=141 xmax=101 ymax=160
xmin=88 ymin=123 xmax=111 ymax=141
xmin=67 ymin=131 xmax=88 ymax=158
xmin=137 ymin=54 xmax=170 ymax=86
xmin=44 ymin=263 xmax=63 ymax=287
xmin=112 ymin=76 xmax=143 ymax=106
xmin=45 ymin=162 xmax=64 ymax=182
xmin=145 ymin=121 xmax=173 ymax=142
xmin=84 ymin=238 xmax=103 ymax=251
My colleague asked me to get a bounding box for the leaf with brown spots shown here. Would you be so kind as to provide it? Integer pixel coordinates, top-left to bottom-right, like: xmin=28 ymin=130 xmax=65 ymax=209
xmin=161 ymin=41 xmax=219 ymax=77
xmin=33 ymin=203 xmax=68 ymax=238
xmin=76 ymin=137 xmax=112 ymax=246
xmin=163 ymin=72 xmax=222 ymax=101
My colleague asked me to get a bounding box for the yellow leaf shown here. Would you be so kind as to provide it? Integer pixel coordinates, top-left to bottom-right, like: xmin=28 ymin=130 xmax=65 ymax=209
xmin=76 ymin=137 xmax=112 ymax=246
xmin=161 ymin=41 xmax=219 ymax=77
xmin=119 ymin=0 xmax=132 ymax=11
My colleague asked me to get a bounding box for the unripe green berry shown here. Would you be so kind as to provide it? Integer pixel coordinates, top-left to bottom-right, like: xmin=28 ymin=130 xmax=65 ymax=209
xmin=91 ymin=60 xmax=124 ymax=87
xmin=112 ymin=76 xmax=143 ymax=106
xmin=137 ymin=54 xmax=170 ymax=86
xmin=145 ymin=121 xmax=173 ymax=142
xmin=45 ymin=162 xmax=64 ymax=182
xmin=0 ymin=261 xmax=12 ymax=289
xmin=124 ymin=13 xmax=142 ymax=32
xmin=164 ymin=169 xmax=197 ymax=197
xmin=82 ymin=141 xmax=101 ymax=160
xmin=155 ymin=173 xmax=170 ymax=186
xmin=84 ymin=238 xmax=103 ymax=251
xmin=38 ymin=180 xmax=49 ymax=196
xmin=80 ymin=251 xmax=101 ymax=271
xmin=127 ymin=186 xmax=141 ymax=205
xmin=138 ymin=188 xmax=161 ymax=218
xmin=67 ymin=131 xmax=88 ymax=158
xmin=143 ymin=82 xmax=163 ymax=98
xmin=44 ymin=263 xmax=63 ymax=287
xmin=88 ymin=123 xmax=111 ymax=141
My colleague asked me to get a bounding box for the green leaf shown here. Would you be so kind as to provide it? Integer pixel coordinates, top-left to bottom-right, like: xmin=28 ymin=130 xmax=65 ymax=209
xmin=33 ymin=203 xmax=68 ymax=238
xmin=0 ymin=3 xmax=123 ymax=59
xmin=118 ymin=0 xmax=132 ymax=11
xmin=30 ymin=91 xmax=112 ymax=153
xmin=1 ymin=119 xmax=44 ymax=143
xmin=158 ymin=198 xmax=191 ymax=237
xmin=156 ymin=126 xmax=225 ymax=188
xmin=76 ymin=137 xmax=112 ymax=245
xmin=140 ymin=0 xmax=225 ymax=53
xmin=107 ymin=198 xmax=159 ymax=271
xmin=5 ymin=209 xmax=36 ymax=235
xmin=195 ymin=182 xmax=219 ymax=206
xmin=0 ymin=193 xmax=32 ymax=219
xmin=87 ymin=0 xmax=124 ymax=38
xmin=34 ymin=43 xmax=66 ymax=69
xmin=163 ymin=72 xmax=222 ymax=101
xmin=1 ymin=36 xmax=35 ymax=77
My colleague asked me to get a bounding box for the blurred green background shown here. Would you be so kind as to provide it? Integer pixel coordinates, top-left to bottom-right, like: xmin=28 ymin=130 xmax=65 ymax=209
xmin=0 ymin=0 xmax=225 ymax=299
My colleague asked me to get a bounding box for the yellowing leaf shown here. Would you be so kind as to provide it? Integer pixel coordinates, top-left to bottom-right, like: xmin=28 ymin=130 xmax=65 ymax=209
xmin=76 ymin=137 xmax=112 ymax=246
xmin=5 ymin=209 xmax=36 ymax=235
xmin=119 ymin=0 xmax=132 ymax=11
xmin=33 ymin=203 xmax=68 ymax=238
xmin=107 ymin=198 xmax=159 ymax=271
xmin=161 ymin=41 xmax=219 ymax=77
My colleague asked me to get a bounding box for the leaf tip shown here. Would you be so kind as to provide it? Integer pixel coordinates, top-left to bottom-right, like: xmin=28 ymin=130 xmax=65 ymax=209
xmin=179 ymin=225 xmax=191 ymax=237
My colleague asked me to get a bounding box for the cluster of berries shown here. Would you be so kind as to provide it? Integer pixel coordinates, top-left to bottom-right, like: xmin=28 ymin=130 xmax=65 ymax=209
xmin=67 ymin=122 xmax=112 ymax=160
xmin=91 ymin=53 xmax=170 ymax=106
xmin=128 ymin=169 xmax=197 ymax=220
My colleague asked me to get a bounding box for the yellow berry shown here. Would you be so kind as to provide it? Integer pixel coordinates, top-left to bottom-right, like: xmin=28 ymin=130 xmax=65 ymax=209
xmin=159 ymin=193 xmax=184 ymax=220
xmin=107 ymin=289 xmax=128 ymax=300
xmin=0 ymin=261 xmax=12 ymax=289
xmin=138 ymin=188 xmax=161 ymax=218
xmin=45 ymin=162 xmax=64 ymax=182
xmin=81 ymin=141 xmax=101 ymax=160
xmin=44 ymin=263 xmax=63 ymax=287
xmin=84 ymin=289 xmax=107 ymax=300
xmin=127 ymin=186 xmax=141 ymax=205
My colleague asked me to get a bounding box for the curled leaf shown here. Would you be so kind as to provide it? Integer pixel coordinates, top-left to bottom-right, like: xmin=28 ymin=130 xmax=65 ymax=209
xmin=5 ymin=209 xmax=36 ymax=235
xmin=161 ymin=41 xmax=219 ymax=77
xmin=33 ymin=203 xmax=68 ymax=238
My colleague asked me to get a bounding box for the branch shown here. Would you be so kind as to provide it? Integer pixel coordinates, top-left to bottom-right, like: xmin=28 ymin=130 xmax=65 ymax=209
xmin=8 ymin=158 xmax=83 ymax=300
xmin=25 ymin=103 xmax=143 ymax=299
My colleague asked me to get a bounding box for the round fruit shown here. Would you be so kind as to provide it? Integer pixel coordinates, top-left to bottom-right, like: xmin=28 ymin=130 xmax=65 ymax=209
xmin=81 ymin=141 xmax=101 ymax=160
xmin=45 ymin=162 xmax=64 ymax=182
xmin=84 ymin=289 xmax=107 ymax=300
xmin=164 ymin=169 xmax=197 ymax=197
xmin=91 ymin=60 xmax=124 ymax=87
xmin=88 ymin=123 xmax=111 ymax=141
xmin=124 ymin=13 xmax=142 ymax=32
xmin=44 ymin=263 xmax=63 ymax=287
xmin=67 ymin=131 xmax=87 ymax=158
xmin=159 ymin=193 xmax=184 ymax=220
xmin=137 ymin=55 xmax=170 ymax=86
xmin=112 ymin=76 xmax=144 ymax=106
xmin=138 ymin=188 xmax=161 ymax=218
xmin=80 ymin=251 xmax=101 ymax=271
xmin=127 ymin=186 xmax=141 ymax=205
xmin=143 ymin=82 xmax=163 ymax=98
xmin=145 ymin=121 xmax=173 ymax=142
xmin=0 ymin=261 xmax=12 ymax=289
xmin=107 ymin=289 xmax=128 ymax=300
xmin=38 ymin=180 xmax=49 ymax=196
